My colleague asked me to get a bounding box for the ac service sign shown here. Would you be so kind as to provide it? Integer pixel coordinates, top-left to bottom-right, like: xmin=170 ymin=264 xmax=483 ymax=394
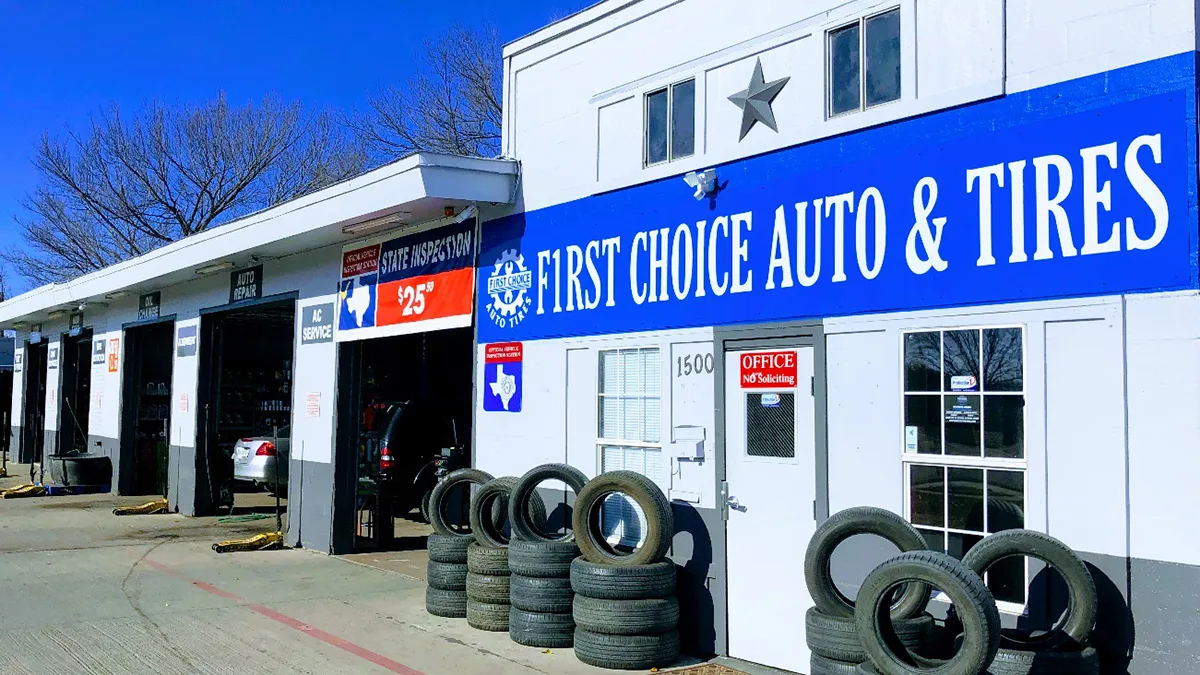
xmin=338 ymin=218 xmax=477 ymax=341
xmin=477 ymin=57 xmax=1196 ymax=343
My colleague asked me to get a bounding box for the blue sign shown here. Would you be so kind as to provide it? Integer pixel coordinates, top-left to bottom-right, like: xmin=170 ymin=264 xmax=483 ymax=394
xmin=477 ymin=54 xmax=1197 ymax=343
xmin=339 ymin=276 xmax=377 ymax=331
xmin=483 ymin=343 xmax=523 ymax=413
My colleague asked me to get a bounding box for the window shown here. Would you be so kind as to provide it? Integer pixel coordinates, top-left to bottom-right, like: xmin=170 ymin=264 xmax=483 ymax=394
xmin=902 ymin=327 xmax=1027 ymax=605
xmin=828 ymin=8 xmax=901 ymax=117
xmin=645 ymin=79 xmax=695 ymax=166
xmin=597 ymin=347 xmax=662 ymax=546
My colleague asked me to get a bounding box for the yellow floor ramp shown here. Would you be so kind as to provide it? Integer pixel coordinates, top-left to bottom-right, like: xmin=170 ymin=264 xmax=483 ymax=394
xmin=113 ymin=498 xmax=170 ymax=515
xmin=212 ymin=531 xmax=284 ymax=553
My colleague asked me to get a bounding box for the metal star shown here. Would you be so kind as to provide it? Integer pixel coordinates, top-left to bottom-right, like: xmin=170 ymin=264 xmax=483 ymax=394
xmin=728 ymin=58 xmax=790 ymax=141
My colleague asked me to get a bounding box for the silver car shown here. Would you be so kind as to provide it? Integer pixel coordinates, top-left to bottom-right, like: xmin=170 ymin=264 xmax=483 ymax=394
xmin=233 ymin=427 xmax=290 ymax=491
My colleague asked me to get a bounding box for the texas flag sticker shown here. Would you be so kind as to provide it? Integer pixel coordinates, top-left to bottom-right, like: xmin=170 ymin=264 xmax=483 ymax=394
xmin=483 ymin=342 xmax=523 ymax=413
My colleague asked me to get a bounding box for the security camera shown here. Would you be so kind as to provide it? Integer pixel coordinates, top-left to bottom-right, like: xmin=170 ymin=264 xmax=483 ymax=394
xmin=683 ymin=169 xmax=718 ymax=201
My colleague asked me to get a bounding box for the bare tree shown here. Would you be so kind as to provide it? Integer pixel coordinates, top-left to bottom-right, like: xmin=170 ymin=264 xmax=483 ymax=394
xmin=347 ymin=24 xmax=503 ymax=160
xmin=7 ymin=93 xmax=366 ymax=286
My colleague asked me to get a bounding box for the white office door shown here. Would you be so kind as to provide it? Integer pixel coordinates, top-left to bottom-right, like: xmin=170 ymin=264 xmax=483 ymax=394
xmin=725 ymin=347 xmax=817 ymax=673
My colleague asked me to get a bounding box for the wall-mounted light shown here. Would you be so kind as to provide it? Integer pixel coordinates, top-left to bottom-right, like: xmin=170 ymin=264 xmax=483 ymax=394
xmin=47 ymin=310 xmax=66 ymax=320
xmin=104 ymin=290 xmax=130 ymax=300
xmin=195 ymin=261 xmax=235 ymax=276
xmin=342 ymin=212 xmax=413 ymax=236
xmin=683 ymin=169 xmax=718 ymax=201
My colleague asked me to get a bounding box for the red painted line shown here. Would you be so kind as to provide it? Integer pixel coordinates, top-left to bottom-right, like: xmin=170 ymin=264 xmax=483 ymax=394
xmin=141 ymin=558 xmax=425 ymax=675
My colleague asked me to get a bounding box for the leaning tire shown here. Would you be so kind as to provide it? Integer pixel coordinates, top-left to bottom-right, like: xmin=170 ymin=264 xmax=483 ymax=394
xmin=509 ymin=607 xmax=575 ymax=648
xmin=811 ymin=653 xmax=866 ymax=675
xmin=805 ymin=507 xmax=932 ymax=620
xmin=573 ymin=596 xmax=678 ymax=635
xmin=470 ymin=477 xmax=547 ymax=548
xmin=510 ymin=463 xmax=588 ymax=543
xmin=425 ymin=586 xmax=467 ymax=618
xmin=426 ymin=561 xmax=467 ymax=591
xmin=511 ymin=575 xmax=574 ymax=613
xmin=570 ymin=557 xmax=676 ymax=600
xmin=572 ymin=470 xmax=673 ymax=566
xmin=466 ymin=599 xmax=510 ymax=631
xmin=856 ymin=551 xmax=1000 ymax=675
xmin=419 ymin=489 xmax=434 ymax=524
xmin=428 ymin=533 xmax=472 ymax=564
xmin=985 ymin=646 xmax=1100 ymax=675
xmin=430 ymin=468 xmax=494 ymax=538
xmin=806 ymin=607 xmax=933 ymax=663
xmin=573 ymin=628 xmax=680 ymax=670
xmin=962 ymin=529 xmax=1096 ymax=650
xmin=466 ymin=572 xmax=510 ymax=604
xmin=467 ymin=542 xmax=510 ymax=576
xmin=509 ymin=539 xmax=580 ymax=578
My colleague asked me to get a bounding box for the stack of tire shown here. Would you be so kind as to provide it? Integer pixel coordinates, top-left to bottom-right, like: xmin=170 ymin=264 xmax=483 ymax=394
xmin=424 ymin=468 xmax=495 ymax=619
xmin=505 ymin=464 xmax=588 ymax=648
xmin=464 ymin=474 xmax=546 ymax=632
xmin=803 ymin=507 xmax=938 ymax=675
xmin=569 ymin=470 xmax=681 ymax=671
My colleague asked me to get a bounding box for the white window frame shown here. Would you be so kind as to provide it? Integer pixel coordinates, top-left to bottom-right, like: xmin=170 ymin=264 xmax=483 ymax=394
xmin=826 ymin=6 xmax=902 ymax=119
xmin=643 ymin=78 xmax=696 ymax=168
xmin=900 ymin=325 xmax=1029 ymax=614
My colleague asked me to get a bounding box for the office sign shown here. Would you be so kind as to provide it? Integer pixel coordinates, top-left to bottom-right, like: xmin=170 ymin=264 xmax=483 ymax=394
xmin=740 ymin=351 xmax=798 ymax=389
xmin=138 ymin=292 xmax=162 ymax=321
xmin=230 ymin=265 xmax=263 ymax=303
xmin=338 ymin=219 xmax=476 ymax=341
xmin=477 ymin=56 xmax=1195 ymax=342
xmin=92 ymin=339 xmax=106 ymax=366
xmin=300 ymin=303 xmax=335 ymax=345
xmin=176 ymin=325 xmax=198 ymax=357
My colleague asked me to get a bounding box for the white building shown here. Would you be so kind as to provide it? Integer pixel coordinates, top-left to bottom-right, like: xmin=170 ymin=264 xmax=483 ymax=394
xmin=472 ymin=1 xmax=1200 ymax=673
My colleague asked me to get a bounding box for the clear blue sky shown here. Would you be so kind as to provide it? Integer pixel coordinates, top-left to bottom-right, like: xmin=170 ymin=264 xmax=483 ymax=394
xmin=0 ymin=0 xmax=593 ymax=293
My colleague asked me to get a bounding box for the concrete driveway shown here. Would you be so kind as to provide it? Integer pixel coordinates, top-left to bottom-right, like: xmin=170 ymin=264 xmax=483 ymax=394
xmin=0 ymin=470 xmax=695 ymax=675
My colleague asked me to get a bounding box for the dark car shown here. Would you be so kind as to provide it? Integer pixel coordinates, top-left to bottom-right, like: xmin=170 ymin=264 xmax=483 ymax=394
xmin=374 ymin=400 xmax=468 ymax=519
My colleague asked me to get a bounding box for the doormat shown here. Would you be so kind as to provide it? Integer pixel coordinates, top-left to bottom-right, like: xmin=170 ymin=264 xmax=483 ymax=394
xmin=664 ymin=665 xmax=751 ymax=675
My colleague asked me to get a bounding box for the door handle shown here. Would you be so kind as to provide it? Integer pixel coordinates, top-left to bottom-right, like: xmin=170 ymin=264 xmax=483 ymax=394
xmin=727 ymin=495 xmax=746 ymax=512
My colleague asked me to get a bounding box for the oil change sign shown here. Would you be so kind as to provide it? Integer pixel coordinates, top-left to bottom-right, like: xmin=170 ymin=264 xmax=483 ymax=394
xmin=300 ymin=303 xmax=335 ymax=345
xmin=740 ymin=350 xmax=797 ymax=389
xmin=338 ymin=218 xmax=476 ymax=341
xmin=483 ymin=342 xmax=522 ymax=413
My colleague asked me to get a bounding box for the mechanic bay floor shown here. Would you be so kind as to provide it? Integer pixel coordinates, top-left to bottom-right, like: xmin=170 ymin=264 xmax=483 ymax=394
xmin=0 ymin=470 xmax=692 ymax=675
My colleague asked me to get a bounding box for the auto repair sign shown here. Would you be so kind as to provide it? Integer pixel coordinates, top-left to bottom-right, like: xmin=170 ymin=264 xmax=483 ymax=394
xmin=740 ymin=351 xmax=797 ymax=389
xmin=338 ymin=218 xmax=476 ymax=341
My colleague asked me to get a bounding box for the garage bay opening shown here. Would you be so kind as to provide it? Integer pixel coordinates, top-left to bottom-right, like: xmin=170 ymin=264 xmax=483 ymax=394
xmin=19 ymin=341 xmax=48 ymax=466
xmin=119 ymin=321 xmax=174 ymax=496
xmin=197 ymin=300 xmax=295 ymax=516
xmin=57 ymin=329 xmax=93 ymax=457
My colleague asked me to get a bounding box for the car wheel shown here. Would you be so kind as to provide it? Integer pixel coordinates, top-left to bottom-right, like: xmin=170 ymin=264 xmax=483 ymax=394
xmin=509 ymin=463 xmax=588 ymax=543
xmin=572 ymin=470 xmax=673 ymax=567
xmin=429 ymin=468 xmax=494 ymax=538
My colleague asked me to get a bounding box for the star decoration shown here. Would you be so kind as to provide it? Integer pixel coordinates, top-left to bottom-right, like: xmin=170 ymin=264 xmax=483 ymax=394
xmin=728 ymin=58 xmax=790 ymax=141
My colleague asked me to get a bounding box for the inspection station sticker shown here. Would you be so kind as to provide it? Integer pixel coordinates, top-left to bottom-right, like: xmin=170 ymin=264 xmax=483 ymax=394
xmin=483 ymin=342 xmax=523 ymax=413
xmin=740 ymin=350 xmax=797 ymax=389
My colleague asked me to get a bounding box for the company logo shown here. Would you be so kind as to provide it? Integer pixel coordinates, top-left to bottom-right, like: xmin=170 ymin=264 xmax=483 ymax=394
xmin=486 ymin=249 xmax=533 ymax=329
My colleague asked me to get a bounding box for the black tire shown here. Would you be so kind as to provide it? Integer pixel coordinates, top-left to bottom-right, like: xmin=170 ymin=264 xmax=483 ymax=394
xmin=430 ymin=468 xmax=494 ymax=538
xmin=510 ymin=463 xmax=588 ymax=543
xmin=426 ymin=560 xmax=468 ymax=591
xmin=466 ymin=599 xmax=510 ymax=632
xmin=986 ymin=646 xmax=1100 ymax=675
xmin=425 ymin=586 xmax=468 ymax=618
xmin=573 ymin=629 xmax=680 ymax=670
xmin=509 ymin=607 xmax=575 ymax=648
xmin=470 ymin=477 xmax=548 ymax=548
xmin=572 ymin=470 xmax=673 ymax=566
xmin=806 ymin=607 xmax=933 ymax=663
xmin=510 ymin=574 xmax=574 ymax=613
xmin=573 ymin=596 xmax=678 ymax=635
xmin=428 ymin=533 xmax=472 ymax=564
xmin=962 ymin=529 xmax=1096 ymax=650
xmin=805 ymin=507 xmax=932 ymax=620
xmin=466 ymin=572 xmax=511 ymax=604
xmin=570 ymin=557 xmax=676 ymax=600
xmin=855 ymin=551 xmax=1000 ymax=675
xmin=811 ymin=653 xmax=867 ymax=675
xmin=509 ymin=539 xmax=580 ymax=578
xmin=419 ymin=489 xmax=434 ymax=524
xmin=467 ymin=542 xmax=510 ymax=576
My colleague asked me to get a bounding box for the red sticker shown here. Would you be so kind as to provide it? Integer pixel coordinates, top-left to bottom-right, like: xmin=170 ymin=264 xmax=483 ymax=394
xmin=342 ymin=245 xmax=380 ymax=278
xmin=485 ymin=342 xmax=523 ymax=363
xmin=740 ymin=350 xmax=797 ymax=389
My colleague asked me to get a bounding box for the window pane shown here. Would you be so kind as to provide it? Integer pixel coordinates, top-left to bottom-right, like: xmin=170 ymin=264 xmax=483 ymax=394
xmin=747 ymin=393 xmax=795 ymax=458
xmin=904 ymin=332 xmax=941 ymax=392
xmin=600 ymin=351 xmax=619 ymax=394
xmin=829 ymin=23 xmax=861 ymax=115
xmin=643 ymin=396 xmax=661 ymax=443
xmin=904 ymin=395 xmax=941 ymax=454
xmin=983 ymin=328 xmax=1023 ymax=392
xmin=944 ymin=394 xmax=981 ymax=456
xmin=864 ymin=9 xmax=901 ymax=107
xmin=943 ymin=329 xmax=981 ymax=392
xmin=987 ymin=470 xmax=1025 ymax=533
xmin=641 ymin=349 xmax=660 ymax=395
xmin=988 ymin=556 xmax=1026 ymax=604
xmin=916 ymin=527 xmax=944 ymax=553
xmin=646 ymin=89 xmax=669 ymax=164
xmin=947 ymin=531 xmax=983 ymax=561
xmin=670 ymin=80 xmax=695 ymax=159
xmin=984 ymin=395 xmax=1024 ymax=459
xmin=909 ymin=465 xmax=944 ymax=527
xmin=599 ymin=396 xmax=621 ymax=438
xmin=947 ymin=467 xmax=984 ymax=531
